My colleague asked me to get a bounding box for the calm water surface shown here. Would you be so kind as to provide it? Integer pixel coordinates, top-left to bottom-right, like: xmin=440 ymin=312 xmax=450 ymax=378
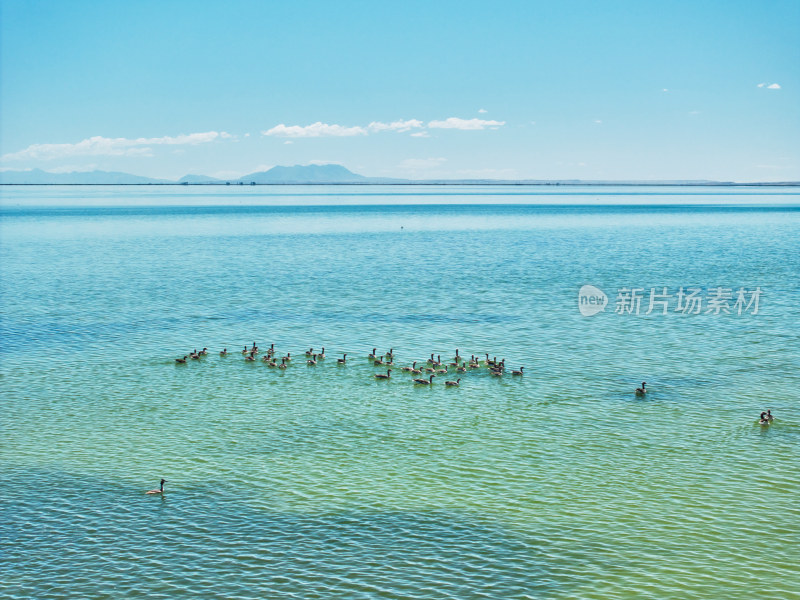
xmin=2 ymin=186 xmax=799 ymax=599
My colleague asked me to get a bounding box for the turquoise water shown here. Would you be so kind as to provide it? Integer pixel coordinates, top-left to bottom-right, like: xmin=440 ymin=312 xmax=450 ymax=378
xmin=2 ymin=186 xmax=799 ymax=599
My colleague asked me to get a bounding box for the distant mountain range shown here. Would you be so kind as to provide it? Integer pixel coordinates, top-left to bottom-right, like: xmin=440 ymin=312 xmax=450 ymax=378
xmin=0 ymin=164 xmax=796 ymax=185
xmin=0 ymin=164 xmax=398 ymax=185
xmin=0 ymin=168 xmax=173 ymax=185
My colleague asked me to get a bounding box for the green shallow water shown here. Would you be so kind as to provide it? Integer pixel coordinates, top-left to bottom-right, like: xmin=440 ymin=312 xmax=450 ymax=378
xmin=1 ymin=186 xmax=799 ymax=599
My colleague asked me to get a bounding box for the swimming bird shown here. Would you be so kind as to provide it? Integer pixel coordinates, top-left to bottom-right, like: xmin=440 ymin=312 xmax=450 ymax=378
xmin=278 ymin=358 xmax=287 ymax=369
xmin=368 ymin=348 xmax=378 ymax=359
xmin=175 ymin=356 xmax=187 ymax=364
xmin=305 ymin=348 xmax=314 ymax=357
xmin=401 ymin=361 xmax=416 ymax=372
xmin=283 ymin=352 xmax=292 ymax=362
xmin=436 ymin=366 xmax=448 ymax=374
xmin=456 ymin=364 xmax=467 ymax=373
xmin=242 ymin=346 xmax=249 ymax=355
xmin=445 ymin=378 xmax=461 ymax=387
xmin=413 ymin=374 xmax=435 ymax=385
xmin=146 ymin=479 xmax=166 ymax=494
xmin=337 ymin=353 xmax=347 ymax=364
xmin=635 ymin=382 xmax=647 ymax=395
xmin=220 ymin=348 xmax=227 ymax=356
xmin=307 ymin=354 xmax=317 ymax=365
xmin=199 ymin=347 xmax=208 ymax=355
xmin=318 ymin=347 xmax=326 ymax=359
xmin=245 ymin=352 xmax=256 ymax=361
xmin=410 ymin=364 xmax=422 ymax=375
xmin=512 ymin=366 xmax=524 ymax=376
xmin=760 ymin=412 xmax=770 ymax=425
xmin=767 ymin=410 xmax=774 ymax=422
xmin=374 ymin=369 xmax=392 ymax=380
xmin=373 ymin=356 xmax=385 ymax=365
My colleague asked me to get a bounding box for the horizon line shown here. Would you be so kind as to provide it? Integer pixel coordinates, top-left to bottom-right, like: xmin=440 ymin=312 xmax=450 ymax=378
xmin=2 ymin=181 xmax=800 ymax=187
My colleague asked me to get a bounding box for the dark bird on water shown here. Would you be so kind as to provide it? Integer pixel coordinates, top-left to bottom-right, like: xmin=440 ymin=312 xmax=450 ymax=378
xmin=146 ymin=479 xmax=166 ymax=495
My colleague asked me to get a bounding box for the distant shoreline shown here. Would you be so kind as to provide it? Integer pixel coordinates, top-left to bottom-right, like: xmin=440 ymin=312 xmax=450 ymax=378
xmin=2 ymin=182 xmax=798 ymax=187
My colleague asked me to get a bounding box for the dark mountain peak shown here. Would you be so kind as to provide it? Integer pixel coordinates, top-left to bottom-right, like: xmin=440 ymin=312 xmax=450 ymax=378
xmin=237 ymin=163 xmax=367 ymax=183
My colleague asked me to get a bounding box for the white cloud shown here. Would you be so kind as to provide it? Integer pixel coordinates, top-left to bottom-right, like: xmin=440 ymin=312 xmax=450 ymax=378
xmin=399 ymin=157 xmax=447 ymax=170
xmin=478 ymin=108 xmax=488 ymax=113
xmin=284 ymin=140 xmax=293 ymax=145
xmin=410 ymin=131 xmax=430 ymax=138
xmin=262 ymin=122 xmax=367 ymax=137
xmin=141 ymin=131 xmax=224 ymax=145
xmin=2 ymin=131 xmax=229 ymax=161
xmin=261 ymin=116 xmax=506 ymax=139
xmin=265 ymin=119 xmax=423 ymax=137
xmin=662 ymin=88 xmax=669 ymax=92
xmin=593 ymin=119 xmax=603 ymax=124
xmin=367 ymin=119 xmax=424 ymax=133
xmin=767 ymin=83 xmax=781 ymax=89
xmin=757 ymin=83 xmax=765 ymax=88
xmin=427 ymin=117 xmax=505 ymax=130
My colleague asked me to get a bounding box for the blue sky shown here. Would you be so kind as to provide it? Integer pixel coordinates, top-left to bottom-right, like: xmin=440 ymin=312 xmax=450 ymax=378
xmin=1 ymin=0 xmax=798 ymax=181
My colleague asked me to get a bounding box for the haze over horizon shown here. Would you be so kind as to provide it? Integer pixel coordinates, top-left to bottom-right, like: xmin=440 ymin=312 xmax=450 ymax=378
xmin=1 ymin=1 xmax=798 ymax=182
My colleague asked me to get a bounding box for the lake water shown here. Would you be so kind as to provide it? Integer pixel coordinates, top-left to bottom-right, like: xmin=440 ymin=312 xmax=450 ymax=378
xmin=2 ymin=185 xmax=799 ymax=599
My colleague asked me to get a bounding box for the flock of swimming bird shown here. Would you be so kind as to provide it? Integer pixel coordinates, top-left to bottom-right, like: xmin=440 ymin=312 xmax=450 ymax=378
xmin=155 ymin=345 xmax=778 ymax=494
xmin=175 ymin=343 xmax=525 ymax=387
xmin=173 ymin=346 xmax=780 ymax=420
